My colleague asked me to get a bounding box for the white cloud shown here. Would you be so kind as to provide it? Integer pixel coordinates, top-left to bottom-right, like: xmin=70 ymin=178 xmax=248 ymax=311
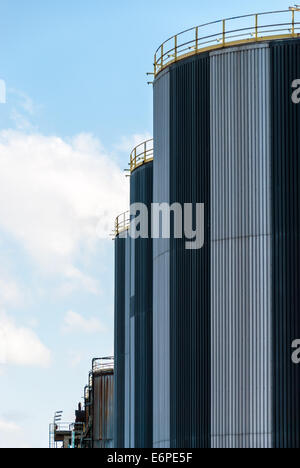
xmin=10 ymin=108 xmax=35 ymax=132
xmin=0 ymin=311 xmax=51 ymax=368
xmin=62 ymin=310 xmax=106 ymax=335
xmin=114 ymin=132 xmax=152 ymax=154
xmin=0 ymin=418 xmax=21 ymax=434
xmin=0 ymin=130 xmax=129 ymax=292
xmin=0 ymin=79 xmax=6 ymax=104
xmin=58 ymin=265 xmax=100 ymax=296
xmin=0 ymin=275 xmax=23 ymax=307
xmin=8 ymin=88 xmax=37 ymax=131
xmin=9 ymin=88 xmax=36 ymax=115
xmin=0 ymin=417 xmax=28 ymax=449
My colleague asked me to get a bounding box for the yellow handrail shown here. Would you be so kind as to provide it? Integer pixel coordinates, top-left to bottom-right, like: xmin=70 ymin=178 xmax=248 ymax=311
xmin=129 ymin=138 xmax=154 ymax=173
xmin=114 ymin=211 xmax=130 ymax=237
xmin=154 ymin=9 xmax=300 ymax=76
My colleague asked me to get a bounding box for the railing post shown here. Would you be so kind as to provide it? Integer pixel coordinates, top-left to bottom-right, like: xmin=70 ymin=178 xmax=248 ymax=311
xmin=161 ymin=44 xmax=164 ymax=68
xmin=255 ymin=14 xmax=258 ymax=40
xmin=223 ymin=19 xmax=226 ymax=46
xmin=135 ymin=148 xmax=137 ymax=168
xmin=154 ymin=53 xmax=157 ymax=76
xmin=195 ymin=26 xmax=198 ymax=52
xmin=174 ymin=35 xmax=177 ymax=61
xmin=144 ymin=142 xmax=147 ymax=162
xmin=292 ymin=9 xmax=295 ymax=36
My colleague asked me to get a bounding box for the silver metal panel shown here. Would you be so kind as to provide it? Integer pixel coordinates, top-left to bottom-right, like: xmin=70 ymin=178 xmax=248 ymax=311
xmin=210 ymin=43 xmax=272 ymax=448
xmin=124 ymin=235 xmax=131 ymax=448
xmin=153 ymin=68 xmax=171 ymax=448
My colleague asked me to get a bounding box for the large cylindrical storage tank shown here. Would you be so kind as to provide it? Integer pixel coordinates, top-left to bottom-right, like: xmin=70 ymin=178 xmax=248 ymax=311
xmin=114 ymin=214 xmax=131 ymax=448
xmin=153 ymin=10 xmax=300 ymax=449
xmin=129 ymin=140 xmax=153 ymax=448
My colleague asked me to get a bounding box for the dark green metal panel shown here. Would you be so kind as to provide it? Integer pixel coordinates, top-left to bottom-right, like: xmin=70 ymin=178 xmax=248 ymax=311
xmin=271 ymin=39 xmax=300 ymax=449
xmin=169 ymin=54 xmax=211 ymax=448
xmin=130 ymin=162 xmax=153 ymax=448
xmin=114 ymin=235 xmax=126 ymax=448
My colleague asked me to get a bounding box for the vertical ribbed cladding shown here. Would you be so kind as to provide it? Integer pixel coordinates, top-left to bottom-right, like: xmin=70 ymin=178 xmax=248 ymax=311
xmin=210 ymin=43 xmax=272 ymax=448
xmin=93 ymin=372 xmax=114 ymax=448
xmin=153 ymin=68 xmax=171 ymax=448
xmin=169 ymin=54 xmax=211 ymax=448
xmin=130 ymin=162 xmax=153 ymax=448
xmin=129 ymin=234 xmax=135 ymax=447
xmin=114 ymin=235 xmax=126 ymax=448
xmin=271 ymin=39 xmax=300 ymax=449
xmin=124 ymin=234 xmax=131 ymax=448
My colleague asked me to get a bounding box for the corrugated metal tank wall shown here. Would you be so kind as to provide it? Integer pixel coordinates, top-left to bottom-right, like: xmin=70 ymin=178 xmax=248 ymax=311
xmin=271 ymin=39 xmax=300 ymax=449
xmin=130 ymin=162 xmax=153 ymax=448
xmin=153 ymin=54 xmax=211 ymax=449
xmin=114 ymin=235 xmax=126 ymax=448
xmin=124 ymin=234 xmax=131 ymax=448
xmin=114 ymin=233 xmax=131 ymax=448
xmin=129 ymin=234 xmax=135 ymax=448
xmin=210 ymin=44 xmax=272 ymax=448
xmin=169 ymin=55 xmax=211 ymax=448
xmin=93 ymin=372 xmax=114 ymax=448
xmin=153 ymin=68 xmax=171 ymax=448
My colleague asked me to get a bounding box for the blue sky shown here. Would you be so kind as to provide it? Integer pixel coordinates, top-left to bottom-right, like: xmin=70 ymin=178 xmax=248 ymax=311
xmin=0 ymin=0 xmax=290 ymax=448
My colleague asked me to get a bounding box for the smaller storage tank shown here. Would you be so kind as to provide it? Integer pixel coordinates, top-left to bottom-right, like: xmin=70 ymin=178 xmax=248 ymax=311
xmin=92 ymin=358 xmax=114 ymax=448
xmin=114 ymin=212 xmax=130 ymax=448
xmin=129 ymin=140 xmax=154 ymax=449
xmin=114 ymin=140 xmax=154 ymax=448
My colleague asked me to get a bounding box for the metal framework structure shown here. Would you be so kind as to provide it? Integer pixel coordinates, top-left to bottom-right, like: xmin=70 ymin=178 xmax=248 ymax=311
xmin=154 ymin=9 xmax=300 ymax=76
xmin=49 ymin=422 xmax=73 ymax=448
xmin=114 ymin=211 xmax=130 ymax=237
xmin=92 ymin=356 xmax=114 ymax=373
xmin=130 ymin=138 xmax=154 ymax=173
xmin=49 ymin=423 xmax=56 ymax=449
